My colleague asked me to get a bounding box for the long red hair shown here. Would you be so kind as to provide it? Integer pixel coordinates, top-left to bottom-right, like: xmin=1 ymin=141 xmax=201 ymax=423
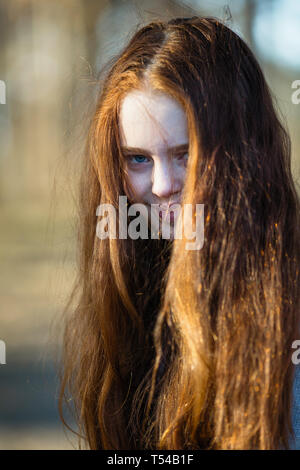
xmin=59 ymin=16 xmax=300 ymax=449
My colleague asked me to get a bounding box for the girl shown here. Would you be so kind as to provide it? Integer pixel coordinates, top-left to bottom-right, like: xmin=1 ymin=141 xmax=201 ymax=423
xmin=59 ymin=16 xmax=300 ymax=450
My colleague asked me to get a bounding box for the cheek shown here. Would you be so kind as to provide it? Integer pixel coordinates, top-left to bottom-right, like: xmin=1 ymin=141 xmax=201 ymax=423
xmin=126 ymin=170 xmax=150 ymax=201
xmin=174 ymin=163 xmax=187 ymax=188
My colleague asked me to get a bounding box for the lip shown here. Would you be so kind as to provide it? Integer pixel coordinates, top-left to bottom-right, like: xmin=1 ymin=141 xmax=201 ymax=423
xmin=159 ymin=211 xmax=175 ymax=223
xmin=158 ymin=203 xmax=180 ymax=222
xmin=146 ymin=202 xmax=181 ymax=222
xmin=158 ymin=202 xmax=181 ymax=211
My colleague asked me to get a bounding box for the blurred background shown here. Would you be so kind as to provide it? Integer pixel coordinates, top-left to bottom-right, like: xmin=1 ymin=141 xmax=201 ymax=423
xmin=0 ymin=0 xmax=299 ymax=450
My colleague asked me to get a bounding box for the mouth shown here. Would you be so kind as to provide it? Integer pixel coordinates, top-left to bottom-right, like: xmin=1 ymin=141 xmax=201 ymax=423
xmin=159 ymin=211 xmax=175 ymax=223
xmin=159 ymin=207 xmax=177 ymax=223
xmin=159 ymin=202 xmax=180 ymax=210
xmin=146 ymin=202 xmax=180 ymax=224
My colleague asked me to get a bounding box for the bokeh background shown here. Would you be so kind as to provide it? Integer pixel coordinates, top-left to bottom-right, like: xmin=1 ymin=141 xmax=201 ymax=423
xmin=0 ymin=0 xmax=299 ymax=450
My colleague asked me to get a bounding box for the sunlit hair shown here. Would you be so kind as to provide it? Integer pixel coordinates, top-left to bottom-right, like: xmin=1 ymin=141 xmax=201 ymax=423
xmin=59 ymin=16 xmax=300 ymax=449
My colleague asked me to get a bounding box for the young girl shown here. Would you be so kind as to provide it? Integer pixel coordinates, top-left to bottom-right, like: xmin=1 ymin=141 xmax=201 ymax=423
xmin=59 ymin=16 xmax=300 ymax=450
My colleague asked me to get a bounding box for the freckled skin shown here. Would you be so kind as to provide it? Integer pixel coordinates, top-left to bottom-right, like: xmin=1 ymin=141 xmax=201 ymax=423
xmin=119 ymin=87 xmax=189 ymax=238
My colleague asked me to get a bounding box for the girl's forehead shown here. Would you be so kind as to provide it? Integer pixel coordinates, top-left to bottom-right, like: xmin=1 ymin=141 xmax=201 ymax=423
xmin=119 ymin=88 xmax=188 ymax=152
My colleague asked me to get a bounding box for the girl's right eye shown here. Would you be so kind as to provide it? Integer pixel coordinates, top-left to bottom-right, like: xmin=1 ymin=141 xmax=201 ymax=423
xmin=127 ymin=155 xmax=150 ymax=164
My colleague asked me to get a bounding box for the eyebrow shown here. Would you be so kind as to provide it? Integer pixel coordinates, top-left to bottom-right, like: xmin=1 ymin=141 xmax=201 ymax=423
xmin=121 ymin=143 xmax=189 ymax=157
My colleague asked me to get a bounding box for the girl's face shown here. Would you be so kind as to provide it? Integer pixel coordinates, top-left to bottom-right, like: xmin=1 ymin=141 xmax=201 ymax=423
xmin=119 ymin=87 xmax=189 ymax=238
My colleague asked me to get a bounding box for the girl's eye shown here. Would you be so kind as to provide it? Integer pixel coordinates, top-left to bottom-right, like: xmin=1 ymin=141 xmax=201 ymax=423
xmin=127 ymin=155 xmax=150 ymax=164
xmin=178 ymin=152 xmax=189 ymax=162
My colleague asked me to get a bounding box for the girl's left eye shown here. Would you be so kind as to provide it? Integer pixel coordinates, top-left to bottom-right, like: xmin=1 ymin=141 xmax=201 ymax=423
xmin=178 ymin=152 xmax=189 ymax=162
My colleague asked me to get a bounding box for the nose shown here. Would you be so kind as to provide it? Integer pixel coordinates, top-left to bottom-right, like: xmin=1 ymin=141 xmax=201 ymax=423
xmin=151 ymin=159 xmax=182 ymax=199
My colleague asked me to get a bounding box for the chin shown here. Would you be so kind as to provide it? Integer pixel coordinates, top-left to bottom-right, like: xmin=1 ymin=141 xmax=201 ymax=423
xmin=160 ymin=222 xmax=176 ymax=241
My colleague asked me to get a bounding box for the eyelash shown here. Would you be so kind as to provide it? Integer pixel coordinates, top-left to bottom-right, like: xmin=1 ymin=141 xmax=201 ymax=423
xmin=126 ymin=153 xmax=188 ymax=165
xmin=128 ymin=155 xmax=150 ymax=164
